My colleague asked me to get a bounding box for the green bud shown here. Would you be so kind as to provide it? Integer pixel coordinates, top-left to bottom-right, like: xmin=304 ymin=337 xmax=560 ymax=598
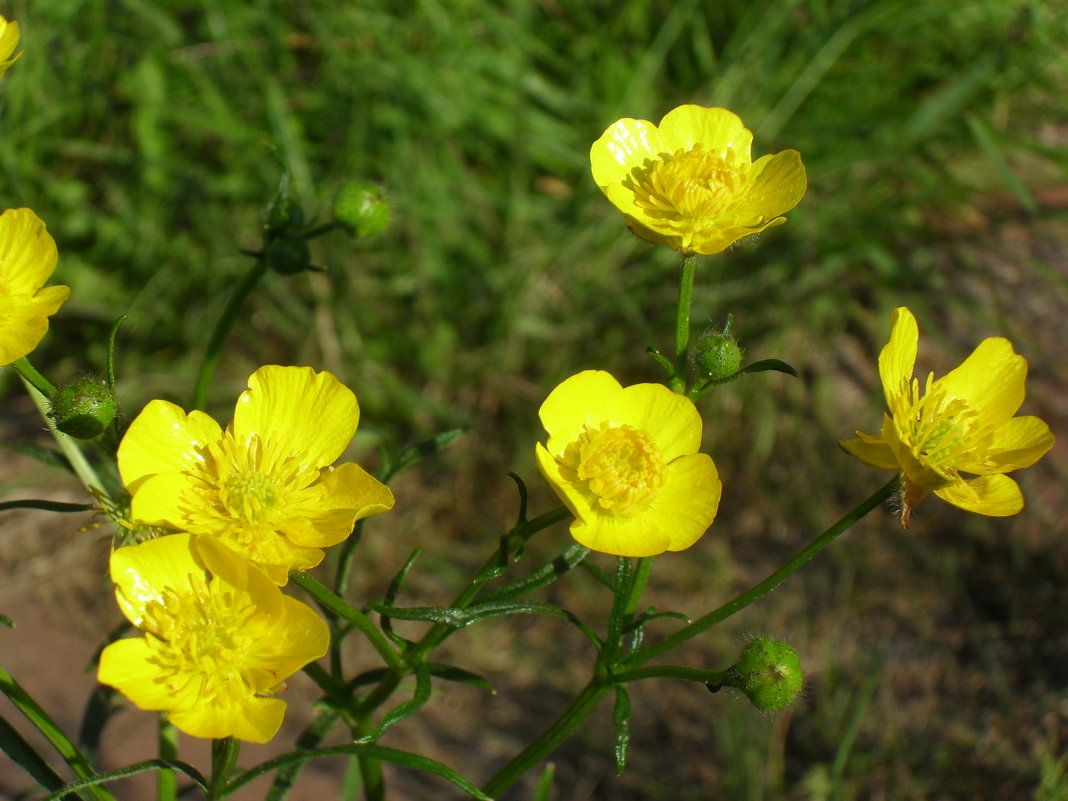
xmin=264 ymin=234 xmax=311 ymax=275
xmin=727 ymin=637 xmax=803 ymax=712
xmin=333 ymin=182 xmax=390 ymax=238
xmin=695 ymin=332 xmax=743 ymax=380
xmin=266 ymin=197 xmax=304 ymax=235
xmin=48 ymin=378 xmax=118 ymax=440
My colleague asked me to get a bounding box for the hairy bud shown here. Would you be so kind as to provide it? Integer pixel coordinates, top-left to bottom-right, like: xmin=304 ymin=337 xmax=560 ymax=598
xmin=49 ymin=378 xmax=117 ymax=440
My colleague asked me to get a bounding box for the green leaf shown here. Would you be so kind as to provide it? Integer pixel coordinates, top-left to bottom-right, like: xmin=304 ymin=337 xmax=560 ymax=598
xmin=359 ymin=664 xmax=432 ymax=743
xmin=481 ymin=543 xmax=589 ymax=603
xmin=427 ymin=663 xmax=494 ymax=693
xmin=738 ymin=358 xmax=798 ymax=377
xmin=383 ymin=428 xmax=467 ymax=482
xmin=225 ymin=744 xmax=492 ymax=800
xmin=0 ymin=713 xmax=73 ymax=800
xmin=0 ymin=665 xmax=115 ymax=800
xmin=0 ymin=499 xmax=94 ymax=514
xmin=0 ymin=615 xmax=12 ymax=628
xmin=0 ymin=443 xmax=74 ymax=473
xmin=532 ymin=764 xmax=555 ymax=801
xmin=40 ymin=759 xmax=208 ymax=801
xmin=612 ymin=686 xmax=632 ymax=775
xmin=380 ymin=548 xmax=423 ymax=647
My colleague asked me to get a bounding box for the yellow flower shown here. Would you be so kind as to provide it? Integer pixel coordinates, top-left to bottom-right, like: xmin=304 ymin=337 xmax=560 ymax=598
xmin=841 ymin=307 xmax=1054 ymax=527
xmin=118 ymin=365 xmax=395 ymax=584
xmin=535 ymin=370 xmax=721 ymax=557
xmin=98 ymin=533 xmax=329 ymax=743
xmin=590 ymin=105 xmax=806 ymax=256
xmin=0 ymin=15 xmax=21 ymax=78
xmin=0 ymin=208 xmax=70 ymax=365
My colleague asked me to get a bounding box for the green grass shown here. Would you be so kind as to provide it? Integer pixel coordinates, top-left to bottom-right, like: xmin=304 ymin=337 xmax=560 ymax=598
xmin=2 ymin=1 xmax=1067 ymax=799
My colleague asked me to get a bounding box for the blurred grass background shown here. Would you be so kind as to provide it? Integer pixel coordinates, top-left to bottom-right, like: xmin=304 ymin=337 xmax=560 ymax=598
xmin=1 ymin=0 xmax=1067 ymax=799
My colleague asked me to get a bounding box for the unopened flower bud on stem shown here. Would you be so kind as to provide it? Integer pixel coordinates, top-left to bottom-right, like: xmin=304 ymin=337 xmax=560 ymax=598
xmin=721 ymin=637 xmax=803 ymax=712
xmin=48 ymin=378 xmax=117 ymax=439
xmin=333 ymin=182 xmax=390 ymax=238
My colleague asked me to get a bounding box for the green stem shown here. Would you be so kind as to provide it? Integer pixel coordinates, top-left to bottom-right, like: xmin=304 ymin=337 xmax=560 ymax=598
xmin=11 ymin=357 xmax=57 ymax=397
xmin=481 ymin=680 xmax=610 ymax=798
xmin=157 ymin=718 xmax=178 ymax=801
xmin=621 ymin=476 xmax=899 ymax=669
xmin=623 ymin=557 xmax=651 ymax=617
xmin=613 ymin=665 xmax=729 ymax=685
xmin=192 ymin=257 xmax=268 ymax=410
xmin=670 ymin=255 xmax=697 ymax=394
xmin=207 ymin=738 xmax=239 ymax=800
xmin=290 ymin=573 xmax=404 ymax=673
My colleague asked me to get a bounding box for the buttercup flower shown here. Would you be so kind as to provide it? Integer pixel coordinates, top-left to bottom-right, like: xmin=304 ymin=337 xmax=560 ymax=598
xmin=98 ymin=534 xmax=329 ymax=743
xmin=535 ymin=370 xmax=721 ymax=557
xmin=590 ymin=105 xmax=806 ymax=255
xmin=0 ymin=208 xmax=70 ymax=365
xmin=118 ymin=365 xmax=395 ymax=584
xmin=0 ymin=15 xmax=21 ymax=78
xmin=841 ymin=307 xmax=1054 ymax=526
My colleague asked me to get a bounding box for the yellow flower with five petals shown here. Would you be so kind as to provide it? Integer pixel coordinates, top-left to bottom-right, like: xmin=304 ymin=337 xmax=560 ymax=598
xmin=840 ymin=307 xmax=1054 ymax=527
xmin=0 ymin=208 xmax=70 ymax=365
xmin=590 ymin=105 xmax=806 ymax=255
xmin=98 ymin=533 xmax=329 ymax=743
xmin=118 ymin=365 xmax=395 ymax=584
xmin=535 ymin=370 xmax=721 ymax=557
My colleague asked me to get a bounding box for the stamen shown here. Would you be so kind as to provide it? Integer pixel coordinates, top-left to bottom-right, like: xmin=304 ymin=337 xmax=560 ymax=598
xmin=568 ymin=422 xmax=665 ymax=516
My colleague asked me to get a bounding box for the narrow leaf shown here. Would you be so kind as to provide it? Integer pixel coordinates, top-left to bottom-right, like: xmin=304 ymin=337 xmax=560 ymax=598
xmin=532 ymin=764 xmax=555 ymax=801
xmin=0 ymin=499 xmax=94 ymax=514
xmin=0 ymin=713 xmax=74 ymax=799
xmin=482 ymin=543 xmax=589 ymax=604
xmin=225 ymin=744 xmax=492 ymax=800
xmin=427 ymin=663 xmax=494 ymax=693
xmin=359 ymin=664 xmax=432 ymax=743
xmin=739 ymin=359 xmax=798 ymax=377
xmin=0 ymin=615 xmax=12 ymax=628
xmin=41 ymin=760 xmax=208 ymax=801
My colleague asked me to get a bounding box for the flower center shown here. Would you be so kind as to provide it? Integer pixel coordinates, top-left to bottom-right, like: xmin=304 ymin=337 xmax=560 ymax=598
xmin=570 ymin=422 xmax=665 ymax=516
xmin=626 ymin=145 xmax=750 ymax=230
xmin=178 ymin=431 xmax=324 ymax=553
xmin=142 ymin=580 xmax=261 ymax=705
xmin=893 ymin=375 xmax=994 ymax=482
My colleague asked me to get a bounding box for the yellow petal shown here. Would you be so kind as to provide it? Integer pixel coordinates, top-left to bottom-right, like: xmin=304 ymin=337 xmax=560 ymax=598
xmin=98 ymin=638 xmax=175 ymax=709
xmin=656 ymin=105 xmax=753 ymax=165
xmin=570 ymin=508 xmax=672 ymax=558
xmin=0 ymin=286 xmax=71 ymax=365
xmin=878 ymin=307 xmax=918 ymax=409
xmin=535 ymin=442 xmax=593 ymax=522
xmin=257 ymin=595 xmax=330 ymax=678
xmin=169 ymin=696 xmax=287 ymax=744
xmin=0 ymin=18 xmax=19 ymax=75
xmin=0 ymin=208 xmax=58 ymax=294
xmin=193 ymin=535 xmax=284 ymax=616
xmin=285 ymin=462 xmax=395 ymax=548
xmin=118 ymin=400 xmax=223 ymax=490
xmin=128 ymin=471 xmax=194 ymax=529
xmin=616 ymin=382 xmax=703 ymax=461
xmin=590 ymin=117 xmax=666 ymax=191
xmin=110 ymin=534 xmax=204 ymax=626
xmin=934 ymin=337 xmax=1026 ymax=426
xmin=233 ymin=365 xmax=358 ymax=469
xmin=727 ymin=150 xmax=807 ymax=227
xmin=959 ymin=415 xmax=1054 ymax=474
xmin=655 ymin=453 xmax=721 ymax=551
xmin=839 ymin=431 xmax=899 ymax=470
xmin=539 ymin=371 xmax=626 ymax=457
xmin=934 ymin=474 xmax=1023 ymax=517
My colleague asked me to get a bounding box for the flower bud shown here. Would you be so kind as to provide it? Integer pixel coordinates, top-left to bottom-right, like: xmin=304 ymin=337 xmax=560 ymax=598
xmin=695 ymin=332 xmax=743 ymax=380
xmin=48 ymin=378 xmax=117 ymax=440
xmin=264 ymin=234 xmax=311 ymax=275
xmin=333 ymin=182 xmax=390 ymax=238
xmin=265 ymin=195 xmax=304 ymax=237
xmin=727 ymin=637 xmax=803 ymax=712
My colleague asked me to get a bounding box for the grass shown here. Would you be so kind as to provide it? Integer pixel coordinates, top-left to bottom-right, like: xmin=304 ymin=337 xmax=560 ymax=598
xmin=2 ymin=1 xmax=1067 ymax=799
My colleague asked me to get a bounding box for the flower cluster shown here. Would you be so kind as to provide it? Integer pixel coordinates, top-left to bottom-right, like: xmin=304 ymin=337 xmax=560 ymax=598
xmin=102 ymin=365 xmax=395 ymax=740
